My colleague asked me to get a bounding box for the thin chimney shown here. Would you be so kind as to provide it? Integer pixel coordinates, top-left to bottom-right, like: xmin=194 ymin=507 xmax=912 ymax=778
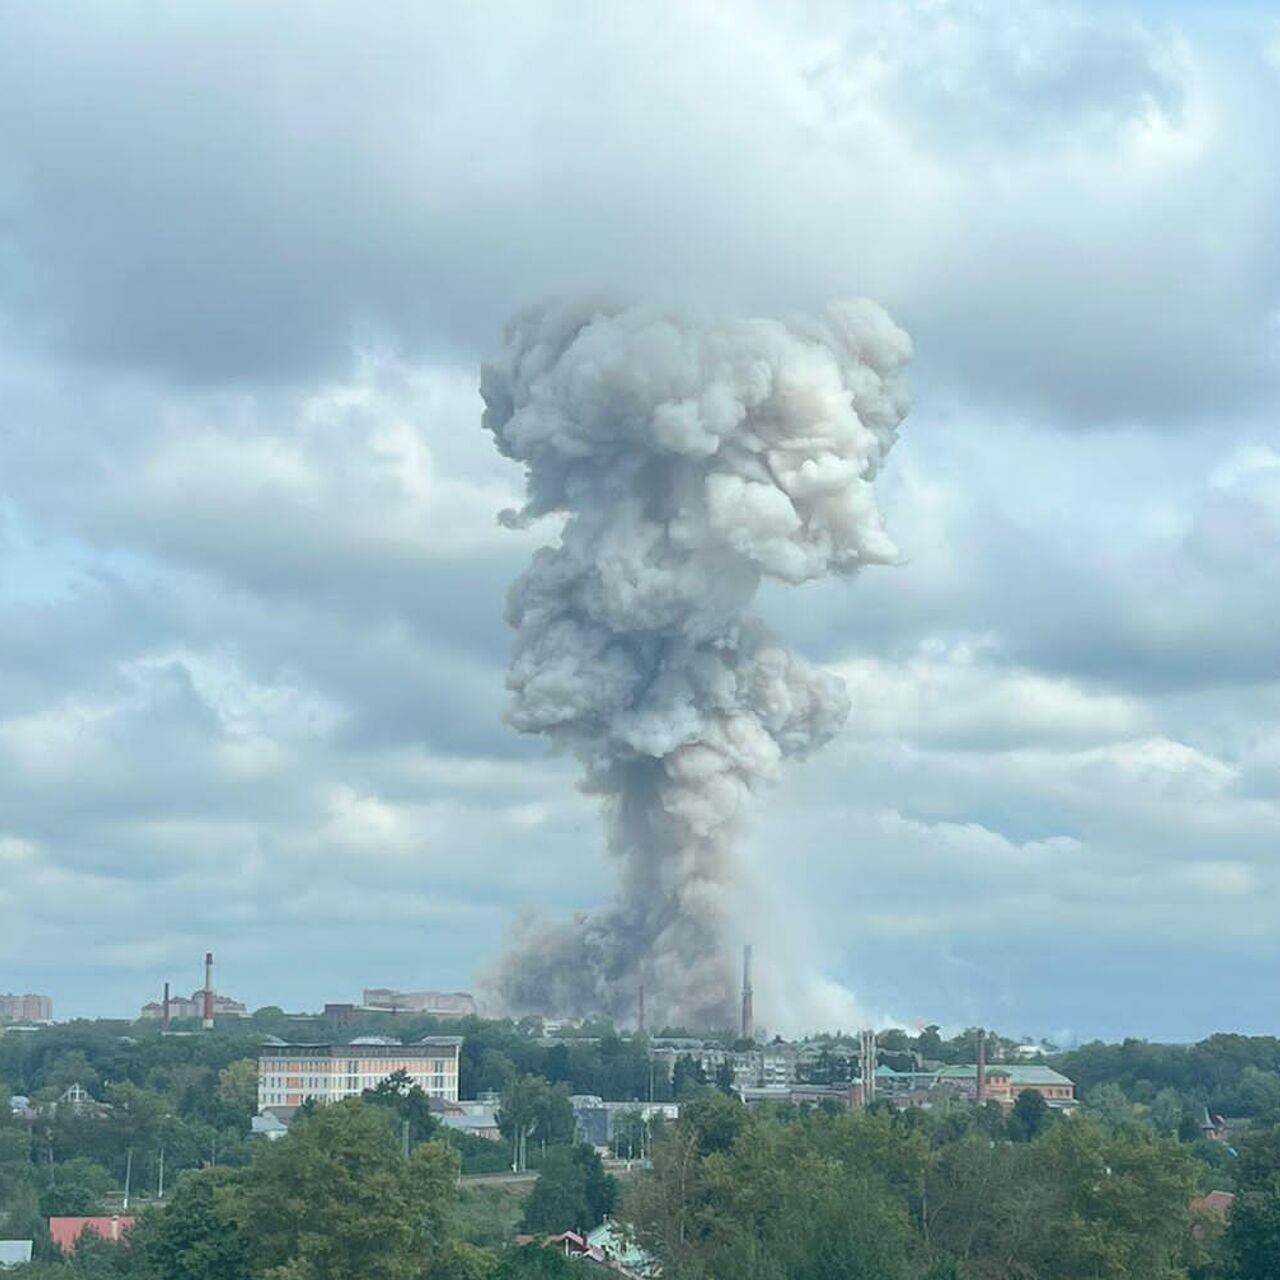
xmin=202 ymin=952 xmax=215 ymax=1030
xmin=976 ymin=1029 xmax=987 ymax=1105
xmin=162 ymin=981 xmax=171 ymax=1032
xmin=740 ymin=944 xmax=754 ymax=1041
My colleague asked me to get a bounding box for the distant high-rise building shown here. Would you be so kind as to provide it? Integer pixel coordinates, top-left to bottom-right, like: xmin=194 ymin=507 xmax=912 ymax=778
xmin=0 ymin=993 xmax=53 ymax=1022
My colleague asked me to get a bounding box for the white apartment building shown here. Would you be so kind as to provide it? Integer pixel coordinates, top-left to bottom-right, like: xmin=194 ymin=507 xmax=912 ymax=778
xmin=257 ymin=1035 xmax=462 ymax=1111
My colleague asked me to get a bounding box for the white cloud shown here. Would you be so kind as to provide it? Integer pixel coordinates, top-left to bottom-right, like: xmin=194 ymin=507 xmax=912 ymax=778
xmin=834 ymin=641 xmax=1147 ymax=747
xmin=0 ymin=0 xmax=1276 ymax=1036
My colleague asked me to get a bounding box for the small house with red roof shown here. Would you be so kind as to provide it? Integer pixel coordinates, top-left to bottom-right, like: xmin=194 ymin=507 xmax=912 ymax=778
xmin=48 ymin=1216 xmax=135 ymax=1255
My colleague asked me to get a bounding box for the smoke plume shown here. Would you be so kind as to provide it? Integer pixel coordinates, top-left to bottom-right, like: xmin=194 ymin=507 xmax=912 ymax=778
xmin=481 ymin=299 xmax=911 ymax=1027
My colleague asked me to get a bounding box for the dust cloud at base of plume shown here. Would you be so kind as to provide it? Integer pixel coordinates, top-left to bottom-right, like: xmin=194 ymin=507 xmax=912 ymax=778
xmin=478 ymin=299 xmax=911 ymax=1029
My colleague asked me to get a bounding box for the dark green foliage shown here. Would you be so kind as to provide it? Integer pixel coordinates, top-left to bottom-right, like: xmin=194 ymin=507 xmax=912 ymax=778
xmin=234 ymin=1097 xmax=458 ymax=1279
xmin=1058 ymin=1035 xmax=1280 ymax=1118
xmin=38 ymin=1157 xmax=114 ymax=1216
xmin=1224 ymin=1121 xmax=1280 ymax=1279
xmin=670 ymin=1054 xmax=707 ymax=1098
xmin=1007 ymin=1087 xmax=1053 ymax=1141
xmin=679 ymin=1090 xmax=748 ymax=1156
xmin=362 ymin=1069 xmax=441 ymax=1146
xmin=497 ymin=1076 xmax=575 ymax=1171
xmin=127 ymin=1167 xmax=247 ymax=1280
xmin=629 ymin=1103 xmax=1201 ymax=1280
xmin=519 ymin=1144 xmax=616 ymax=1234
xmin=713 ymin=1058 xmax=735 ymax=1094
xmin=489 ymin=1243 xmax=571 ymax=1279
xmin=445 ymin=1127 xmax=514 ymax=1175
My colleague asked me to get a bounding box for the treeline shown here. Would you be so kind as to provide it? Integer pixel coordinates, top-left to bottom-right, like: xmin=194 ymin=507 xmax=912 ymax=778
xmin=627 ymin=1092 xmax=1279 ymax=1279
xmin=1057 ymin=1034 xmax=1280 ymax=1118
xmin=0 ymin=1094 xmax=611 ymax=1279
xmin=10 ymin=1081 xmax=1280 ymax=1279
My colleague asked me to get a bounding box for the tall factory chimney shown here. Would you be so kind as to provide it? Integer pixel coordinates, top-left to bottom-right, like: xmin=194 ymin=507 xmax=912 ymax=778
xmin=162 ymin=982 xmax=171 ymax=1033
xmin=202 ymin=952 xmax=215 ymax=1030
xmin=740 ymin=944 xmax=754 ymax=1041
xmin=859 ymin=1028 xmax=878 ymax=1107
xmin=976 ymin=1028 xmax=987 ymax=1105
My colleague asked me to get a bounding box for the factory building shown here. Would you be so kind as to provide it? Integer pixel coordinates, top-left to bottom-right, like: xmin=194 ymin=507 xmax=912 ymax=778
xmin=933 ymin=1064 xmax=1076 ymax=1109
xmin=139 ymin=992 xmax=248 ymax=1021
xmin=360 ymin=989 xmax=478 ymax=1016
xmin=257 ymin=1035 xmax=463 ymax=1110
xmin=139 ymin=952 xmax=246 ymax=1023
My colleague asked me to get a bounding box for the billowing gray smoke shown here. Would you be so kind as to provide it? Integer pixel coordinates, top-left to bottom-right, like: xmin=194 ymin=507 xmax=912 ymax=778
xmin=481 ymin=299 xmax=911 ymax=1027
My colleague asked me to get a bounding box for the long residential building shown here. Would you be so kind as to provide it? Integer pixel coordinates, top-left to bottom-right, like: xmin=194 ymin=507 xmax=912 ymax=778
xmin=257 ymin=1035 xmax=462 ymax=1110
xmin=0 ymin=994 xmax=52 ymax=1022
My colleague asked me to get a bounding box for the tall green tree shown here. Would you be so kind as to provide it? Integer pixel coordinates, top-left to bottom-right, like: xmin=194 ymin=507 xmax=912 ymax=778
xmin=520 ymin=1144 xmax=617 ymax=1235
xmin=497 ymin=1077 xmax=573 ymax=1172
xmin=1224 ymin=1121 xmax=1280 ymax=1279
xmin=38 ymin=1157 xmax=114 ymax=1216
xmin=670 ymin=1056 xmax=707 ymax=1099
xmin=362 ymin=1070 xmax=440 ymax=1147
xmin=232 ymin=1097 xmax=458 ymax=1280
xmin=1007 ymin=1089 xmax=1052 ymax=1142
xmin=127 ymin=1166 xmax=248 ymax=1280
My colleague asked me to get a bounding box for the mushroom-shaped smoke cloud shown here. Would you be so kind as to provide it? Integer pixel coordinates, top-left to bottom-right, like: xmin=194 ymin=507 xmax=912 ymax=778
xmin=481 ymin=299 xmax=911 ymax=1028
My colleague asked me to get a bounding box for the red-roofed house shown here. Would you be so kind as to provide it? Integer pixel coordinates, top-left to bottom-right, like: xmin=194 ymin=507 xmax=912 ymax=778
xmin=48 ymin=1216 xmax=136 ymax=1255
xmin=1190 ymin=1191 xmax=1235 ymax=1217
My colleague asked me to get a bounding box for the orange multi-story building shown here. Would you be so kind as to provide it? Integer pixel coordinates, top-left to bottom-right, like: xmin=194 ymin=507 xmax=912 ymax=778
xmin=257 ymin=1035 xmax=462 ymax=1111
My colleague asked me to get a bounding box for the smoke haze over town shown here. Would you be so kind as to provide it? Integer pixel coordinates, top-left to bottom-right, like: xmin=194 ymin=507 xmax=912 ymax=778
xmin=1 ymin=1 xmax=1279 ymax=1043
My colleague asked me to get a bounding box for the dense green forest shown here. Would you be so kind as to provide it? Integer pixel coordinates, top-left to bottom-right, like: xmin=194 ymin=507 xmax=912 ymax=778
xmin=3 ymin=1014 xmax=1280 ymax=1277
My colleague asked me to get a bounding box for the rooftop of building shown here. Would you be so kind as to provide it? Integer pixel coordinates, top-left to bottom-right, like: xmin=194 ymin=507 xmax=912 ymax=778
xmin=935 ymin=1064 xmax=1073 ymax=1086
xmin=259 ymin=1035 xmax=463 ymax=1052
xmin=0 ymin=1241 xmax=34 ymax=1267
xmin=48 ymin=1218 xmax=136 ymax=1255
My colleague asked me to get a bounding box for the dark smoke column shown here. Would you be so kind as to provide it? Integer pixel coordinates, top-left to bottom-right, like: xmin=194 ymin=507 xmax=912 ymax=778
xmin=482 ymin=299 xmax=911 ymax=1027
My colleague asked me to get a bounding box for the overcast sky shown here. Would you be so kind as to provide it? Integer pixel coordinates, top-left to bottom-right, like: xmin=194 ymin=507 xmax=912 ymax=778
xmin=1 ymin=0 xmax=1278 ymax=1043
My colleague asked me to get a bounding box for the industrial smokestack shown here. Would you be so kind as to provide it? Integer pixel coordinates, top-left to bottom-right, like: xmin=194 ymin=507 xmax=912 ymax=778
xmin=162 ymin=981 xmax=170 ymax=1033
xmin=481 ymin=299 xmax=912 ymax=1026
xmin=740 ymin=945 xmax=754 ymax=1041
xmin=860 ymin=1028 xmax=878 ymax=1107
xmin=976 ymin=1029 xmax=987 ymax=1105
xmin=202 ymin=952 xmax=214 ymax=1030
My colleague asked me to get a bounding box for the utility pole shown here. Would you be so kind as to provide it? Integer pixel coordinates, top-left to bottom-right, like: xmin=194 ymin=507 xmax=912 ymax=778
xmin=157 ymin=1144 xmax=165 ymax=1200
xmin=123 ymin=1148 xmax=133 ymax=1211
